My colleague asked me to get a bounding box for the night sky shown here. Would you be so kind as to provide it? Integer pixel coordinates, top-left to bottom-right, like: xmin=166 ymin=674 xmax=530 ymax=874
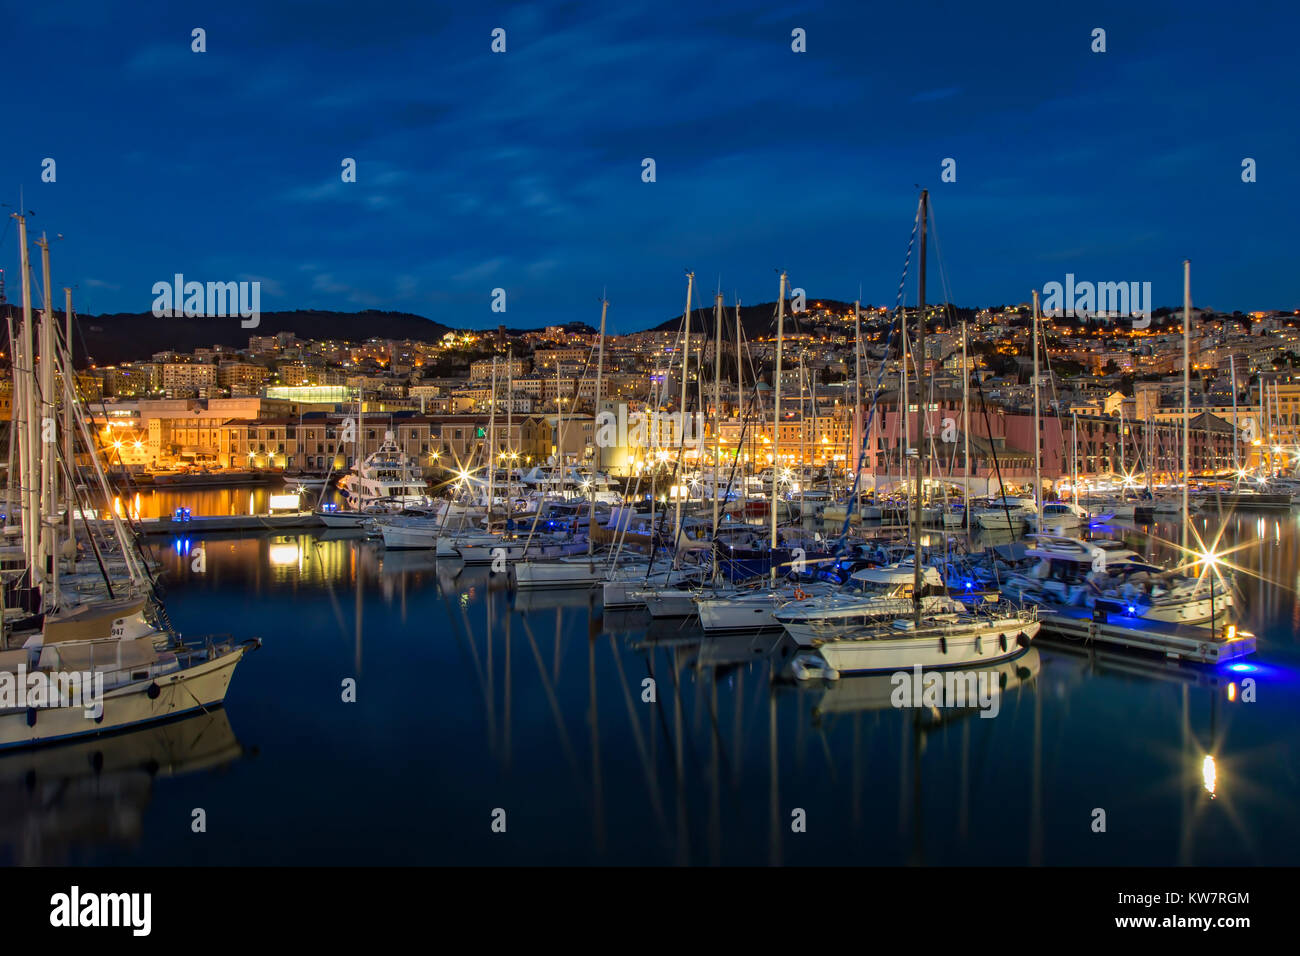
xmin=2 ymin=0 xmax=1294 ymax=332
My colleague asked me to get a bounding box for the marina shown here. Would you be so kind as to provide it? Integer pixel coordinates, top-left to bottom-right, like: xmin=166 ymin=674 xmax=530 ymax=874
xmin=0 ymin=504 xmax=1288 ymax=866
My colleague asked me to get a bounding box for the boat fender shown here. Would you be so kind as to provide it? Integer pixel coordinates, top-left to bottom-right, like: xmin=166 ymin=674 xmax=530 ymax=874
xmin=975 ymin=636 xmax=982 ymax=654
xmin=25 ymin=707 xmax=37 ymax=727
xmin=1016 ymin=632 xmax=1030 ymax=648
xmin=999 ymin=672 xmax=1009 ymax=689
xmin=940 ymin=636 xmax=947 ymax=654
xmin=999 ymin=634 xmax=1007 ymax=652
xmin=147 ymin=682 xmax=161 ymax=700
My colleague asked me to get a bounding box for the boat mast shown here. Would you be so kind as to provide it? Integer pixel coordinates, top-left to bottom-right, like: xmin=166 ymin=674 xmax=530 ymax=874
xmin=63 ymin=288 xmax=75 ymax=542
xmin=12 ymin=212 xmax=36 ymax=581
xmin=1032 ymin=290 xmax=1042 ymax=532
xmin=589 ymin=296 xmax=607 ymax=557
xmin=1182 ymin=259 xmax=1190 ymax=550
xmin=798 ymin=353 xmax=806 ymax=520
xmin=735 ymin=298 xmax=745 ymax=518
xmin=37 ymin=235 xmax=57 ymax=607
xmin=770 ymin=271 xmax=787 ymax=584
xmin=506 ymin=345 xmax=513 ymax=515
xmin=487 ymin=355 xmax=497 ymax=520
xmin=913 ymin=189 xmax=928 ymax=624
xmin=674 ymin=274 xmax=692 ymax=568
xmin=853 ymin=301 xmax=863 ymax=509
xmin=1230 ymin=354 xmax=1238 ymax=472
xmin=1071 ymin=412 xmax=1079 ymax=512
xmin=712 ymin=291 xmax=722 ymax=547
xmin=962 ymin=319 xmax=970 ymax=514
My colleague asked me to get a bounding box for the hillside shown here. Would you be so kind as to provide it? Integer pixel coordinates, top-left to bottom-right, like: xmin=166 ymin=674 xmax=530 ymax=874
xmin=64 ymin=309 xmax=453 ymax=366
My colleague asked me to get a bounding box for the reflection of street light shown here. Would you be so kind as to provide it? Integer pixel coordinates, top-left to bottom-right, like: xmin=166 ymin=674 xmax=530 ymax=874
xmin=1202 ymin=754 xmax=1217 ymax=797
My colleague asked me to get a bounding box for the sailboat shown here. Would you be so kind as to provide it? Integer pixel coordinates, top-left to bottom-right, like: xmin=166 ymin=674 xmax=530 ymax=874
xmin=1 ymin=216 xmax=258 ymax=749
xmin=797 ymin=190 xmax=1040 ymax=676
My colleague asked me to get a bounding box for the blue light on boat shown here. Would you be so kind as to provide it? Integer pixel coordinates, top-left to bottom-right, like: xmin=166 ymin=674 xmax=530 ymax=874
xmin=1229 ymin=663 xmax=1256 ymax=673
xmin=1127 ymin=605 xmax=1135 ymax=613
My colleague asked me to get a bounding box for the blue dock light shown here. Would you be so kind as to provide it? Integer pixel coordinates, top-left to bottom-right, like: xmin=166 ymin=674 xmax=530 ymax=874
xmin=1228 ymin=663 xmax=1256 ymax=673
xmin=1127 ymin=605 xmax=1136 ymax=614
xmin=173 ymin=506 xmax=192 ymax=522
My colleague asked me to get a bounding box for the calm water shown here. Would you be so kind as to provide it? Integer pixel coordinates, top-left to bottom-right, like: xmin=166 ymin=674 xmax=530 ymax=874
xmin=3 ymin=509 xmax=1298 ymax=866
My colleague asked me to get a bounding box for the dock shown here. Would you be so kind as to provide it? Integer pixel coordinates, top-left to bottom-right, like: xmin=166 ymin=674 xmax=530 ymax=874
xmin=1036 ymin=606 xmax=1256 ymax=664
xmin=98 ymin=512 xmax=326 ymax=536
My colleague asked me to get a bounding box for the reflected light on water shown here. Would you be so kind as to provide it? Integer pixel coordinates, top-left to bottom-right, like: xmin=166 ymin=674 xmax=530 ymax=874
xmin=1202 ymin=754 xmax=1217 ymax=798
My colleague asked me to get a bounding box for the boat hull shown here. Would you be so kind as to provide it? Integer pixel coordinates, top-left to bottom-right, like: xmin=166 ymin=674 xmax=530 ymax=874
xmin=0 ymin=642 xmax=252 ymax=750
xmin=813 ymin=619 xmax=1039 ymax=674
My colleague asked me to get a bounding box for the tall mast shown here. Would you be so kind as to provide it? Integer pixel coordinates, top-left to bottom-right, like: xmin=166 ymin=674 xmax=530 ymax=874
xmin=1181 ymin=259 xmax=1190 ymax=550
xmin=12 ymin=213 xmax=36 ymax=578
xmin=853 ymin=301 xmax=863 ymax=506
xmin=962 ymin=320 xmax=971 ymax=517
xmin=770 ymin=271 xmax=787 ymax=584
xmin=674 ymin=274 xmax=692 ymax=568
xmin=1119 ymin=402 xmax=1126 ymax=477
xmin=1230 ymin=354 xmax=1238 ymax=472
xmin=506 ymin=345 xmax=513 ymax=513
xmin=487 ymin=355 xmax=497 ymax=519
xmin=913 ymin=189 xmax=928 ymax=624
xmin=589 ymin=296 xmax=607 ymax=557
xmin=37 ymin=235 xmax=56 ymax=604
xmin=1071 ymin=413 xmax=1079 ymax=511
xmin=735 ymin=298 xmax=744 ymax=516
xmin=712 ymin=292 xmax=722 ymax=547
xmin=798 ymin=353 xmax=806 ymax=520
xmin=1032 ymin=290 xmax=1042 ymax=531
xmin=64 ymin=287 xmax=75 ymax=542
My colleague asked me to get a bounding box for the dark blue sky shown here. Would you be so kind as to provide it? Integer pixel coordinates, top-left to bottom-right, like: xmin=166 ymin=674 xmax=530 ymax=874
xmin=3 ymin=0 xmax=1295 ymax=333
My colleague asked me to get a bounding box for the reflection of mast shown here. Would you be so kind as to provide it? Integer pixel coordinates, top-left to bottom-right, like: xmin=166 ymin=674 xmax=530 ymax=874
xmin=609 ymin=637 xmax=670 ymax=842
xmin=1030 ymin=669 xmax=1042 ymax=864
xmin=504 ymin=602 xmax=512 ymax=771
xmin=589 ymin=629 xmax=605 ymax=854
xmin=910 ymin=712 xmax=924 ymax=865
xmin=1179 ymin=684 xmax=1191 ymax=864
xmin=768 ymin=686 xmax=781 ymax=866
xmin=709 ymin=680 xmax=721 ymax=866
xmin=673 ymin=643 xmax=688 ymax=865
xmin=353 ymin=541 xmax=363 ymax=675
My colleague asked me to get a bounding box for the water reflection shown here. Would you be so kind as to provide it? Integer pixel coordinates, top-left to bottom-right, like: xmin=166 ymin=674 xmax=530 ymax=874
xmin=0 ymin=710 xmax=244 ymax=865
xmin=121 ymin=509 xmax=1300 ymax=864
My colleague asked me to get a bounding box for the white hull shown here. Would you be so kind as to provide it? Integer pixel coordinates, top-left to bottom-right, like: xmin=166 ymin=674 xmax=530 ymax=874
xmin=316 ymin=510 xmax=372 ymax=528
xmin=456 ymin=539 xmax=585 ymax=564
xmin=639 ymin=589 xmax=700 ymax=618
xmin=973 ymin=511 xmax=1025 ymax=531
xmin=780 ymin=594 xmax=967 ymax=647
xmin=601 ymin=567 xmax=697 ymax=609
xmin=513 ymin=558 xmax=605 ymax=589
xmin=0 ymin=643 xmax=251 ymax=750
xmin=813 ymin=618 xmax=1039 ymax=674
xmin=379 ymin=522 xmax=441 ymax=549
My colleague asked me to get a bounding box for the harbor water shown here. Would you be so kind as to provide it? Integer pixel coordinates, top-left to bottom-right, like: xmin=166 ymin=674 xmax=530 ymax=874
xmin=4 ymin=505 xmax=1297 ymax=865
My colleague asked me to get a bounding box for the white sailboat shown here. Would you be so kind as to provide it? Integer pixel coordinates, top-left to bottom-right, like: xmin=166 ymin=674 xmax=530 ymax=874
xmin=1 ymin=219 xmax=258 ymax=749
xmin=797 ymin=190 xmax=1040 ymax=676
